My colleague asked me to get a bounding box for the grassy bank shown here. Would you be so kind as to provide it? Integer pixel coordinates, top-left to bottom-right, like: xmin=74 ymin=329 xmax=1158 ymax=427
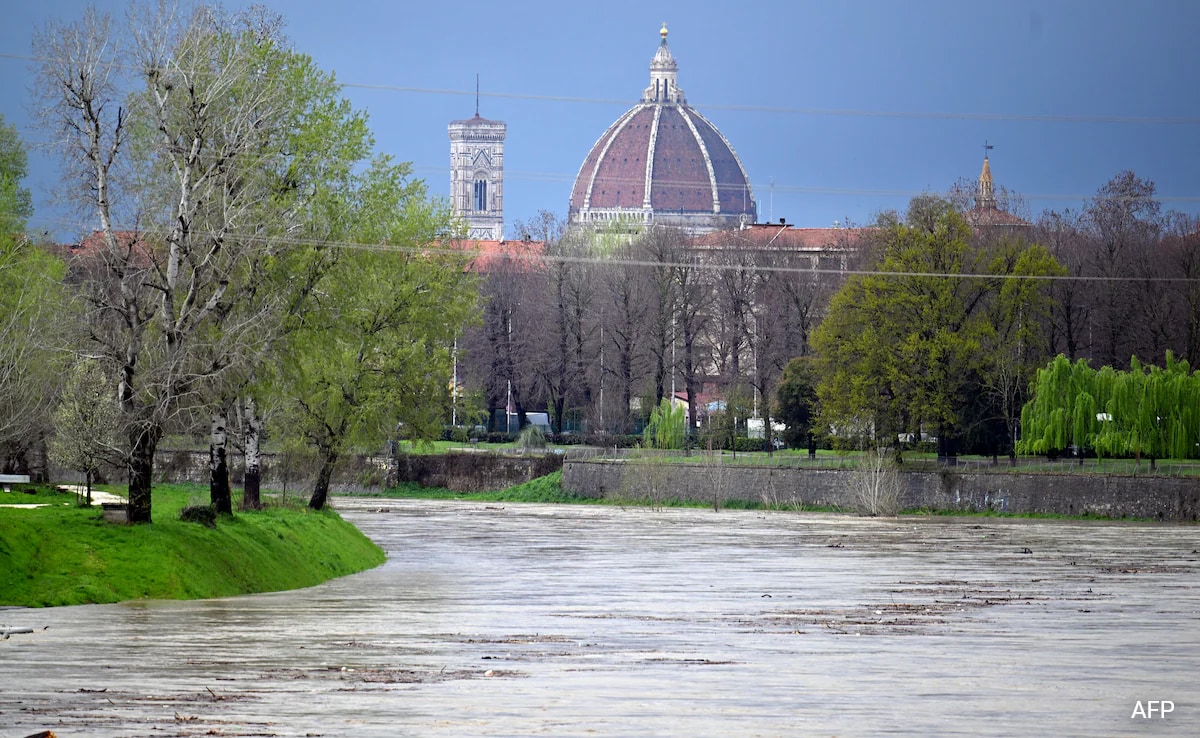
xmin=0 ymin=484 xmax=385 ymax=608
xmin=373 ymin=471 xmax=594 ymax=504
xmin=367 ymin=471 xmax=832 ymax=511
xmin=368 ymin=471 xmax=1164 ymax=520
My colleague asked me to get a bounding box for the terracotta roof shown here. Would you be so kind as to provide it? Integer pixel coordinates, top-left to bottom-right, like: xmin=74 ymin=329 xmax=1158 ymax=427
xmin=690 ymin=223 xmax=873 ymax=252
xmin=444 ymin=237 xmax=546 ymax=273
xmin=69 ymin=230 xmax=157 ymax=267
xmin=964 ymin=206 xmax=1031 ymax=228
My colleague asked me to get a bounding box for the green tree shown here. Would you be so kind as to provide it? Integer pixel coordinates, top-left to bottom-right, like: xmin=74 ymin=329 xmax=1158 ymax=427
xmin=0 ymin=114 xmax=32 ymax=235
xmin=1019 ymin=352 xmax=1200 ymax=465
xmin=643 ymin=397 xmax=686 ymax=450
xmin=49 ymin=360 xmax=119 ymax=503
xmin=813 ymin=203 xmax=1060 ymax=456
xmin=36 ymin=5 xmax=374 ymax=520
xmin=0 ymin=115 xmax=67 ymax=471
xmin=775 ymin=356 xmax=820 ymax=449
xmin=269 ymin=158 xmax=477 ymax=510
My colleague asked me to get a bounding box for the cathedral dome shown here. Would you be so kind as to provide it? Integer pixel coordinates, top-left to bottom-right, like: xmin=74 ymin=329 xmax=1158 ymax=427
xmin=568 ymin=25 xmax=757 ymax=233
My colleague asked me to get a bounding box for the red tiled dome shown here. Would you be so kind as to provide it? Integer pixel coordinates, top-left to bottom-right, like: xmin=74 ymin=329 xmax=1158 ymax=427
xmin=568 ymin=25 xmax=756 ymax=233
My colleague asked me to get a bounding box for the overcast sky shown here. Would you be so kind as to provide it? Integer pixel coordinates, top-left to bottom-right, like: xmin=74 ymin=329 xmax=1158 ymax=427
xmin=3 ymin=0 xmax=1198 ymax=240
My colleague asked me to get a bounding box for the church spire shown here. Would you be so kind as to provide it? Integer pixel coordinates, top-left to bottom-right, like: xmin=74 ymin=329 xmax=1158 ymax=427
xmin=976 ymin=142 xmax=997 ymax=210
xmin=643 ymin=23 xmax=685 ymax=104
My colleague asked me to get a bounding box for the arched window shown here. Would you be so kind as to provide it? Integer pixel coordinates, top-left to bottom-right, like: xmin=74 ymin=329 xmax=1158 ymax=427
xmin=474 ymin=179 xmax=488 ymax=211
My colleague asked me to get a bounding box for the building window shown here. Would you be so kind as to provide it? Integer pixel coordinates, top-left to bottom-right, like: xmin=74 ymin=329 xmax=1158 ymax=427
xmin=474 ymin=180 xmax=488 ymax=211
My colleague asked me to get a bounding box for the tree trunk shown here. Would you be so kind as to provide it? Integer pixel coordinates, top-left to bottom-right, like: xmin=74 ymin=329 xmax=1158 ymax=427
xmin=309 ymin=446 xmax=337 ymax=510
xmin=240 ymin=396 xmax=262 ymax=510
xmin=210 ymin=411 xmax=233 ymax=514
xmin=552 ymin=396 xmax=565 ymax=435
xmin=127 ymin=428 xmax=158 ymax=523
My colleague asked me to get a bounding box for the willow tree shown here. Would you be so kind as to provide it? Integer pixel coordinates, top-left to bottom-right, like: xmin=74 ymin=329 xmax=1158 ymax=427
xmin=643 ymin=398 xmax=686 ymax=450
xmin=1020 ymin=353 xmax=1200 ymax=465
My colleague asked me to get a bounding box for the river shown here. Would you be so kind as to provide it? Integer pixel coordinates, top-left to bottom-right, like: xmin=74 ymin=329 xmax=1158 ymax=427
xmin=2 ymin=499 xmax=1197 ymax=736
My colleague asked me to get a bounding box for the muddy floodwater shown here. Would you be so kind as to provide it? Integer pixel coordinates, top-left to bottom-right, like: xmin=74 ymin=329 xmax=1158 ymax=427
xmin=2 ymin=500 xmax=1198 ymax=737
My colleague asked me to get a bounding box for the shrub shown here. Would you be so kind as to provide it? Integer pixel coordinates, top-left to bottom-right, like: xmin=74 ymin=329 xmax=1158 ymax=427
xmin=516 ymin=425 xmax=548 ymax=451
xmin=849 ymin=447 xmax=901 ymax=517
xmin=643 ymin=399 xmax=686 ymax=450
xmin=179 ymin=504 xmax=218 ymax=528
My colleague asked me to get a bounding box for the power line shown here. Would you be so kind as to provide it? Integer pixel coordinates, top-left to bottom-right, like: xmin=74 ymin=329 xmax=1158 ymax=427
xmin=408 ymin=165 xmax=1200 ymax=205
xmin=21 ymin=215 xmax=1200 ymax=285
xmin=4 ymin=50 xmax=1200 ymax=127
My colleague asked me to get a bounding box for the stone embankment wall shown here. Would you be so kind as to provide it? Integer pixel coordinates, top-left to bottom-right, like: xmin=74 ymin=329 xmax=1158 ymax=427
xmin=395 ymin=452 xmax=562 ymax=492
xmin=138 ymin=449 xmax=562 ymax=494
xmin=562 ymin=459 xmax=1200 ymax=521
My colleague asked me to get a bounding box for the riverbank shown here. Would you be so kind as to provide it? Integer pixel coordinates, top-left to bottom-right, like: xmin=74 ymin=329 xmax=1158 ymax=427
xmin=0 ymin=484 xmax=385 ymax=607
xmin=561 ymin=459 xmax=1200 ymax=521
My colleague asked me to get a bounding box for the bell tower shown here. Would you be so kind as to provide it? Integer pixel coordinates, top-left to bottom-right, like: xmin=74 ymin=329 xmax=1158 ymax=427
xmin=449 ymin=84 xmax=506 ymax=240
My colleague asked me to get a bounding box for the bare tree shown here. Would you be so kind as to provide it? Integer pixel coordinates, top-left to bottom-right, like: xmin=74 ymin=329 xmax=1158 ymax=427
xmin=515 ymin=213 xmax=599 ymax=435
xmin=850 ymin=447 xmax=901 ymax=517
xmin=673 ymin=241 xmax=714 ymax=447
xmin=1082 ymin=171 xmax=1161 ymax=366
xmin=1161 ymin=213 xmax=1200 ymax=367
xmin=598 ymin=241 xmax=649 ymax=433
xmin=461 ymin=248 xmax=540 ymax=433
xmin=635 ymin=227 xmax=681 ymax=408
xmin=36 ymin=4 xmax=313 ymax=521
xmin=1035 ymin=209 xmax=1090 ymax=360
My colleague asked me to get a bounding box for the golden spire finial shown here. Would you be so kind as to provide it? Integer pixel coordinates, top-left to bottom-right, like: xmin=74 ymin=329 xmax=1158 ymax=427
xmin=660 ymin=22 xmax=668 ymax=43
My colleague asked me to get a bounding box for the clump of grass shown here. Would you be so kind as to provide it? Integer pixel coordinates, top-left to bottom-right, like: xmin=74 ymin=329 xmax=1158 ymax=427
xmin=515 ymin=425 xmax=548 ymax=451
xmin=376 ymin=471 xmax=594 ymax=504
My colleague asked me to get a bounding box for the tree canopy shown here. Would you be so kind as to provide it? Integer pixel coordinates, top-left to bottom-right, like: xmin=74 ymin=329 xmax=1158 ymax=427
xmin=267 ymin=158 xmax=477 ymax=510
xmin=813 ymin=203 xmax=1062 ymax=454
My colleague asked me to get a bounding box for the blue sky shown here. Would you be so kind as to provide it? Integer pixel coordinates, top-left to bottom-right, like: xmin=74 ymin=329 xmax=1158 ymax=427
xmin=2 ymin=0 xmax=1198 ymax=240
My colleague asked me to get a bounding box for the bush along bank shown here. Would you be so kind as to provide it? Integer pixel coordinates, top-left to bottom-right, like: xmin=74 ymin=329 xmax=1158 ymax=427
xmin=0 ymin=484 xmax=385 ymax=607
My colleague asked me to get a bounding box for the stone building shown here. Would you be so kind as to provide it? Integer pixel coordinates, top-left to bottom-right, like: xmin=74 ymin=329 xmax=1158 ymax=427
xmin=568 ymin=24 xmax=757 ymax=234
xmin=449 ymin=102 xmax=506 ymax=240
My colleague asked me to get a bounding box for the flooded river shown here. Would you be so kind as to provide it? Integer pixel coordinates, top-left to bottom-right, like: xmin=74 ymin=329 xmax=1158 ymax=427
xmin=2 ymin=499 xmax=1198 ymax=736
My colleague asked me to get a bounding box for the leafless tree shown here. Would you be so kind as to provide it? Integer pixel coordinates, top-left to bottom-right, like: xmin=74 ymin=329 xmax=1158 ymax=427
xmin=850 ymin=446 xmax=901 ymax=517
xmin=635 ymin=227 xmax=682 ymax=408
xmin=516 ymin=213 xmax=598 ymax=435
xmin=672 ymin=239 xmax=714 ymax=447
xmin=1082 ymin=171 xmax=1162 ymax=366
xmin=1035 ymin=209 xmax=1091 ymax=360
xmin=461 ymin=249 xmax=540 ymax=433
xmin=35 ymin=4 xmax=306 ymax=521
xmin=1161 ymin=213 xmax=1200 ymax=367
xmin=597 ymin=241 xmax=649 ymax=433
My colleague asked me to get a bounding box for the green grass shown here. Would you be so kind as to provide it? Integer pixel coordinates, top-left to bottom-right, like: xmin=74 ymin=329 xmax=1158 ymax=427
xmin=0 ymin=484 xmax=385 ymax=608
xmin=367 ymin=471 xmax=599 ymax=504
xmin=369 ymin=471 xmax=851 ymax=513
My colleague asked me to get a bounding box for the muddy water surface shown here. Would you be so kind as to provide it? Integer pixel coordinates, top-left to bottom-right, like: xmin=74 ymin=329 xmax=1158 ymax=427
xmin=2 ymin=499 xmax=1198 ymax=736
